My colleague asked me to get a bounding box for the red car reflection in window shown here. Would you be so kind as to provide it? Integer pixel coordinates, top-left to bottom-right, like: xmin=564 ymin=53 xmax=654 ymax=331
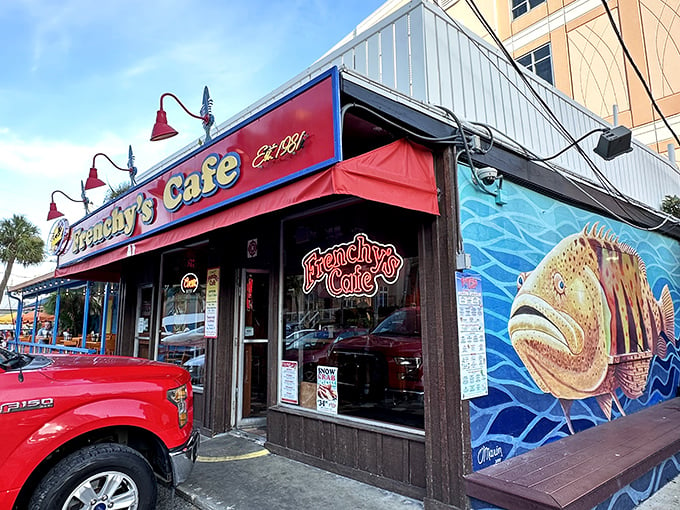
xmin=327 ymin=307 xmax=423 ymax=405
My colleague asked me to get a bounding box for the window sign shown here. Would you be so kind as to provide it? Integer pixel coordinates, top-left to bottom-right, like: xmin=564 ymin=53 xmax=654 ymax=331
xmin=137 ymin=317 xmax=148 ymax=334
xmin=280 ymin=361 xmax=299 ymax=404
xmin=302 ymin=233 xmax=404 ymax=298
xmin=181 ymin=273 xmax=199 ymax=293
xmin=205 ymin=268 xmax=220 ymax=338
xmin=316 ymin=366 xmax=338 ymax=414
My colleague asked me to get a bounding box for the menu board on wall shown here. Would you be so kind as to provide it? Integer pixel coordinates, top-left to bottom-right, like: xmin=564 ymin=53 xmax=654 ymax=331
xmin=205 ymin=268 xmax=220 ymax=338
xmin=455 ymin=271 xmax=488 ymax=400
xmin=280 ymin=360 xmax=299 ymax=404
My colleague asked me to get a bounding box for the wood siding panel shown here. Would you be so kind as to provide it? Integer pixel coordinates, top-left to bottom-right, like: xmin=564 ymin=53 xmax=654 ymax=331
xmin=410 ymin=439 xmax=427 ymax=488
xmin=320 ymin=419 xmax=335 ymax=461
xmin=302 ymin=418 xmax=322 ymax=457
xmin=286 ymin=414 xmax=304 ymax=452
xmin=267 ymin=408 xmax=425 ymax=498
xmin=335 ymin=425 xmax=358 ymax=467
xmin=357 ymin=429 xmax=380 ymax=474
xmin=381 ymin=435 xmax=407 ymax=481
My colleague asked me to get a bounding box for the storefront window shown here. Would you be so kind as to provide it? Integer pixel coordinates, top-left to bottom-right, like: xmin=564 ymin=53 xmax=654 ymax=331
xmin=158 ymin=247 xmax=208 ymax=390
xmin=281 ymin=204 xmax=423 ymax=429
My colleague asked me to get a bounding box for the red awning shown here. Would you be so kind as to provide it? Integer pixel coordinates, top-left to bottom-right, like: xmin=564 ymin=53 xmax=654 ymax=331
xmin=56 ymin=139 xmax=438 ymax=280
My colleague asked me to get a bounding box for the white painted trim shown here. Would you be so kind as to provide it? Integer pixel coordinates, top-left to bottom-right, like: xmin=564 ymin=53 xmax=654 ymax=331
xmin=631 ymin=113 xmax=680 ymax=146
xmin=505 ymin=0 xmax=601 ymax=52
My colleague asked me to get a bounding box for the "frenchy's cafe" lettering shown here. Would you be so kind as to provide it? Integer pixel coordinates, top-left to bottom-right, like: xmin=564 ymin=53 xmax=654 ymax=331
xmin=302 ymin=233 xmax=404 ymax=298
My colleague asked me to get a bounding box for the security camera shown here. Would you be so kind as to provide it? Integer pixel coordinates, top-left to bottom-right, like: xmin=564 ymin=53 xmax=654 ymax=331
xmin=477 ymin=167 xmax=498 ymax=186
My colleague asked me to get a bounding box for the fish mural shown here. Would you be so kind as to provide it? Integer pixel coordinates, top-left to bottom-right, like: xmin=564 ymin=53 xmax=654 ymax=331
xmin=508 ymin=223 xmax=675 ymax=434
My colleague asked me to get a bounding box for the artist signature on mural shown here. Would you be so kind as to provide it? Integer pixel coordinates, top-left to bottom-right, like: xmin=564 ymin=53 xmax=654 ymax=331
xmin=477 ymin=444 xmax=503 ymax=466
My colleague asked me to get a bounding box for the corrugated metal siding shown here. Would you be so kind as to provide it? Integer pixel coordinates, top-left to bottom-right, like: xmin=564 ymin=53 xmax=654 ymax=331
xmin=181 ymin=0 xmax=679 ymax=211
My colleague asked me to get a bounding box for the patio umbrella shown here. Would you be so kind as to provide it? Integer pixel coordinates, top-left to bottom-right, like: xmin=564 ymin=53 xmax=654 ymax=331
xmin=21 ymin=311 xmax=55 ymax=323
xmin=0 ymin=313 xmax=17 ymax=325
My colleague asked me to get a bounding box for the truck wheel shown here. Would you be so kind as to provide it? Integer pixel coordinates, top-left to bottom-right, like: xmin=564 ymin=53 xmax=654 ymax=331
xmin=29 ymin=443 xmax=157 ymax=510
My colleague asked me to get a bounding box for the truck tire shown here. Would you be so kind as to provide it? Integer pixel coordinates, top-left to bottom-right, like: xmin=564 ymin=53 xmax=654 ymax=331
xmin=29 ymin=443 xmax=157 ymax=510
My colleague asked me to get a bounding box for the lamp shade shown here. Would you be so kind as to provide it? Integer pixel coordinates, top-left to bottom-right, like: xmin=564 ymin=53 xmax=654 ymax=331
xmin=150 ymin=109 xmax=178 ymax=141
xmin=84 ymin=167 xmax=106 ymax=190
xmin=46 ymin=202 xmax=64 ymax=221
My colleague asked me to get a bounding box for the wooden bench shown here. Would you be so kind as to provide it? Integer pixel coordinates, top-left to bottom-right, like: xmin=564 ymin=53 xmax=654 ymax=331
xmin=465 ymin=398 xmax=680 ymax=510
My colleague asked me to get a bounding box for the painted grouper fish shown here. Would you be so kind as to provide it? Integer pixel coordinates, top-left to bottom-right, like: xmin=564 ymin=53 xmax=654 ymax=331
xmin=508 ymin=223 xmax=675 ymax=434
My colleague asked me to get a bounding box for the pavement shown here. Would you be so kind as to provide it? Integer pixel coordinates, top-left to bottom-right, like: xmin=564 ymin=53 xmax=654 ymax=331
xmin=174 ymin=430 xmax=424 ymax=510
xmin=635 ymin=473 xmax=680 ymax=510
xmin=174 ymin=430 xmax=679 ymax=510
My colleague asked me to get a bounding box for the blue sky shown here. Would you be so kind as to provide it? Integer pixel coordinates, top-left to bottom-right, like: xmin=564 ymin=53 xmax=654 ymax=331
xmin=0 ymin=0 xmax=387 ymax=283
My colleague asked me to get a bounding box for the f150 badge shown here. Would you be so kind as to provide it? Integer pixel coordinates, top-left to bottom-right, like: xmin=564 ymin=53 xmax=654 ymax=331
xmin=0 ymin=398 xmax=54 ymax=414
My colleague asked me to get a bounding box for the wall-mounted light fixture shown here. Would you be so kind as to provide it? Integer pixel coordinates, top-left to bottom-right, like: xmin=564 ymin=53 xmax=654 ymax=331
xmin=46 ymin=188 xmax=92 ymax=220
xmin=150 ymin=86 xmax=214 ymax=142
xmin=532 ymin=126 xmax=633 ymax=163
xmin=593 ymin=125 xmax=633 ymax=161
xmin=84 ymin=146 xmax=137 ymax=190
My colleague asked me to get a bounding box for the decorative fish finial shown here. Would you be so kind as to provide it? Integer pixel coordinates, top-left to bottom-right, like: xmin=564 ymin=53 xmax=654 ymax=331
xmin=127 ymin=145 xmax=137 ymax=186
xmin=80 ymin=180 xmax=91 ymax=215
xmin=201 ymin=86 xmax=215 ymax=143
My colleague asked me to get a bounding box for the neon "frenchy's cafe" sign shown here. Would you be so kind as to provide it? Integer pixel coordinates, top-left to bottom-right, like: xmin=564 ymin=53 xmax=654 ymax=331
xmin=302 ymin=234 xmax=404 ymax=298
xmin=55 ymin=69 xmax=340 ymax=266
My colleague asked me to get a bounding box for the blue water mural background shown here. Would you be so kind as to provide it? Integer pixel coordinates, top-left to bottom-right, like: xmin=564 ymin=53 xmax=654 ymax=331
xmin=459 ymin=170 xmax=680 ymax=471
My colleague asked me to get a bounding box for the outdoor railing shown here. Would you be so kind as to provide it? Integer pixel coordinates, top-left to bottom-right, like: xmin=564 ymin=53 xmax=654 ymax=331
xmin=9 ymin=340 xmax=97 ymax=355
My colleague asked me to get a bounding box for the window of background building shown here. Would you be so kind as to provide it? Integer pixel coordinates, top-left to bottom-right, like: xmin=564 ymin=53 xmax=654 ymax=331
xmin=512 ymin=0 xmax=546 ymax=19
xmin=517 ymin=42 xmax=554 ymax=85
xmin=158 ymin=246 xmax=208 ymax=390
xmin=281 ymin=203 xmax=423 ymax=429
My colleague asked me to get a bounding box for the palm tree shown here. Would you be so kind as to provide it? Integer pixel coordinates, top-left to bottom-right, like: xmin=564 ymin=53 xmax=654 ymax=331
xmin=105 ymin=182 xmax=131 ymax=202
xmin=0 ymin=214 xmax=45 ymax=299
xmin=662 ymin=195 xmax=680 ymax=219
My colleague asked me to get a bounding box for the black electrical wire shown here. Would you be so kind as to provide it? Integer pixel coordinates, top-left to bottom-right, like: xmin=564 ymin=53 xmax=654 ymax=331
xmin=469 ymin=121 xmax=675 ymax=232
xmin=461 ymin=0 xmax=672 ymax=230
xmin=462 ymin=0 xmax=659 ymax=226
xmin=599 ymin=0 xmax=680 ymax=149
xmin=529 ymin=128 xmax=606 ymax=162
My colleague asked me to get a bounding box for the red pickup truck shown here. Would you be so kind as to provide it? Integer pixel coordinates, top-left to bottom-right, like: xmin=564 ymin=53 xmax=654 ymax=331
xmin=0 ymin=346 xmax=199 ymax=510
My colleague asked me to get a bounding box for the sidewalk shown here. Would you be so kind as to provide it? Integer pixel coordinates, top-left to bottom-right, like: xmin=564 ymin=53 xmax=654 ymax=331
xmin=176 ymin=431 xmax=424 ymax=510
xmin=635 ymin=473 xmax=680 ymax=510
xmin=176 ymin=431 xmax=679 ymax=510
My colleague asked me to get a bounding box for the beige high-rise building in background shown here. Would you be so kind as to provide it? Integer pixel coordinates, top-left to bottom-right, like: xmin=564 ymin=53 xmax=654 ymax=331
xmin=441 ymin=0 xmax=680 ymax=165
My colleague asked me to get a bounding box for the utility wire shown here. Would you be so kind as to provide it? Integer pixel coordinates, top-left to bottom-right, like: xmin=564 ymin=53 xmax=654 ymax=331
xmin=473 ymin=121 xmax=676 ymax=232
xmin=461 ymin=0 xmax=670 ymax=229
xmin=599 ymin=0 xmax=680 ymax=149
xmin=462 ymin=0 xmax=660 ymax=219
xmin=443 ymin=4 xmax=680 ymax=237
xmin=528 ymin=128 xmax=606 ymax=162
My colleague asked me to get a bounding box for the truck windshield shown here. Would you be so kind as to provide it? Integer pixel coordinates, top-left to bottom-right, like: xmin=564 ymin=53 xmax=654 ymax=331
xmin=371 ymin=308 xmax=420 ymax=336
xmin=0 ymin=347 xmax=32 ymax=371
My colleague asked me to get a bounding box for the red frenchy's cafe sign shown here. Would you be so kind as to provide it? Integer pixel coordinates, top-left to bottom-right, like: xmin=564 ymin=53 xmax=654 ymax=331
xmin=302 ymin=233 xmax=404 ymax=298
xmin=55 ymin=69 xmax=341 ymax=268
